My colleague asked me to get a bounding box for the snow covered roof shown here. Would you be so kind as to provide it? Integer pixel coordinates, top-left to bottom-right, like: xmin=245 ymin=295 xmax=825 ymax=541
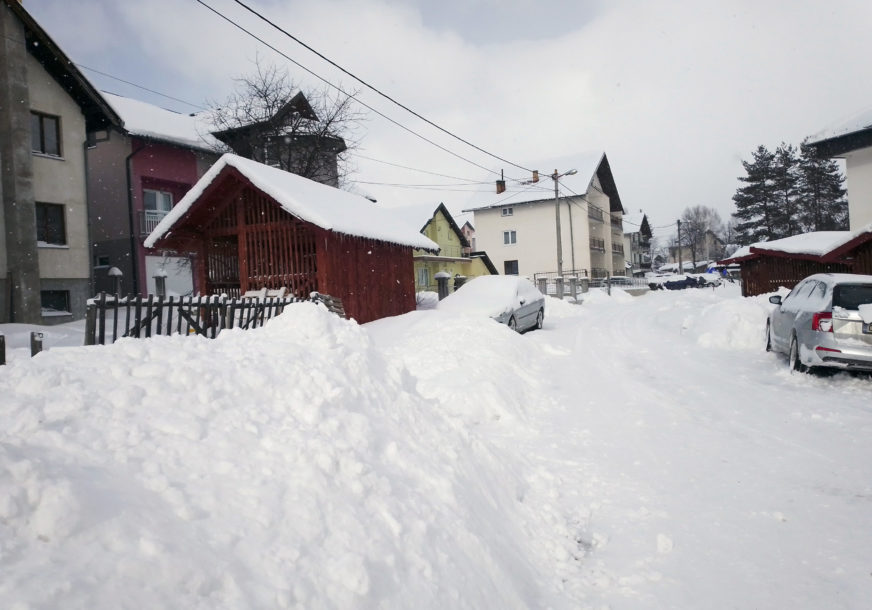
xmin=463 ymin=151 xmax=609 ymax=213
xmin=807 ymin=106 xmax=872 ymax=146
xmin=145 ymin=154 xmax=439 ymax=251
xmin=103 ymin=92 xmax=222 ymax=152
xmin=387 ymin=203 xmax=469 ymax=248
xmin=622 ymin=212 xmax=648 ymax=234
xmin=719 ymin=222 xmax=872 ymax=264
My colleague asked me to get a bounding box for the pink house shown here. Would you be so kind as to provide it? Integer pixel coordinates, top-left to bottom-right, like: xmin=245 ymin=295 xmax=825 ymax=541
xmin=87 ymin=93 xmax=220 ymax=296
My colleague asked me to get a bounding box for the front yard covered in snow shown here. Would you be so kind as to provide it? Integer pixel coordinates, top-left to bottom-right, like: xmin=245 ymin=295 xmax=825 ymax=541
xmin=1 ymin=284 xmax=870 ymax=609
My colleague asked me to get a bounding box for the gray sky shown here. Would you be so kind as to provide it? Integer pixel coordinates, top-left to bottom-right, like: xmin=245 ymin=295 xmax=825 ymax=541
xmin=28 ymin=0 xmax=872 ymax=242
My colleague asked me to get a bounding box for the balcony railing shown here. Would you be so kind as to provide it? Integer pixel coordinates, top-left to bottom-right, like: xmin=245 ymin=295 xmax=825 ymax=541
xmin=612 ymin=243 xmax=624 ymax=254
xmin=140 ymin=209 xmax=170 ymax=237
xmin=590 ymin=237 xmax=605 ymax=251
xmin=588 ymin=207 xmax=604 ymax=222
xmin=611 ymin=216 xmax=623 ymax=229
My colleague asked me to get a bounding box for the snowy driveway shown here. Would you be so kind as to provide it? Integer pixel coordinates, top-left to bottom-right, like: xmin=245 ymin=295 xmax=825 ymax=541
xmin=2 ymin=285 xmax=871 ymax=608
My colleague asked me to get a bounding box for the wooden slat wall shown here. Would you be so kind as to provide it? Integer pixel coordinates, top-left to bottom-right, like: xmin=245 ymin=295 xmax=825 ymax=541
xmin=317 ymin=232 xmax=415 ymax=324
xmin=740 ymin=256 xmax=851 ymax=297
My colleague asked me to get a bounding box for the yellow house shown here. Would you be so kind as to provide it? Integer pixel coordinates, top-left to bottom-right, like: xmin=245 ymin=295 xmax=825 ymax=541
xmin=399 ymin=203 xmax=496 ymax=293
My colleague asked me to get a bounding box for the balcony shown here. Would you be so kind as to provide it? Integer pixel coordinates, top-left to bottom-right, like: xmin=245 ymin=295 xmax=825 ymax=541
xmin=612 ymin=243 xmax=624 ymax=255
xmin=140 ymin=209 xmax=169 ymax=237
xmin=589 ymin=237 xmax=605 ymax=251
xmin=611 ymin=216 xmax=623 ymax=229
xmin=587 ymin=207 xmax=604 ymax=222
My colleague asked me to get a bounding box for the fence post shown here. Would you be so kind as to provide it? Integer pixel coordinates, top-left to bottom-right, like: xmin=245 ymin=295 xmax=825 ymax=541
xmin=0 ymin=334 xmax=5 ymax=366
xmin=537 ymin=277 xmax=547 ymax=295
xmin=84 ymin=302 xmax=96 ymax=346
xmin=30 ymin=332 xmax=43 ymax=357
xmin=555 ymin=276 xmax=564 ymax=299
xmin=569 ymin=277 xmax=578 ymax=300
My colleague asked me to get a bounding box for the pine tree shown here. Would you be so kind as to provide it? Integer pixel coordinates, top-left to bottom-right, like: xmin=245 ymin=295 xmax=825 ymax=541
xmin=772 ymin=143 xmax=800 ymax=237
xmin=797 ymin=142 xmax=848 ymax=231
xmin=731 ymin=145 xmax=779 ymax=244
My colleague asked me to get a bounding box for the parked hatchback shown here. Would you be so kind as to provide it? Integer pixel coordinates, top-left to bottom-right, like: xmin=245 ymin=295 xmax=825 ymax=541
xmin=766 ymin=273 xmax=872 ymax=373
xmin=439 ymin=275 xmax=545 ymax=332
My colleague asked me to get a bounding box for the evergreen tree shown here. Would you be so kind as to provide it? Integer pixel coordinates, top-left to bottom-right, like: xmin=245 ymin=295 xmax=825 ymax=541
xmin=797 ymin=142 xmax=848 ymax=231
xmin=731 ymin=145 xmax=779 ymax=244
xmin=772 ymin=143 xmax=800 ymax=237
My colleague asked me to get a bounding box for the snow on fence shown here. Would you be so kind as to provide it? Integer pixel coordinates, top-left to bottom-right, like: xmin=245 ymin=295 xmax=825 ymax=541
xmin=84 ymin=292 xmax=343 ymax=346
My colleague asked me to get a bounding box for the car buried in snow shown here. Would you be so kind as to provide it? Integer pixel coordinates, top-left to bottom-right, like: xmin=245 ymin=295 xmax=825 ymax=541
xmin=438 ymin=275 xmax=545 ymax=332
xmin=766 ymin=273 xmax=872 ymax=373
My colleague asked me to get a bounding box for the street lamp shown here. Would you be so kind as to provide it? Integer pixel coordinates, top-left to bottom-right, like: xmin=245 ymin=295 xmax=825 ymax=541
xmin=552 ymin=169 xmax=577 ymax=278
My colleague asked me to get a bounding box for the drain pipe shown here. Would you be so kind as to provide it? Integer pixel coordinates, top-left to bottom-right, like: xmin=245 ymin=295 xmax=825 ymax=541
xmin=125 ymin=141 xmax=147 ymax=294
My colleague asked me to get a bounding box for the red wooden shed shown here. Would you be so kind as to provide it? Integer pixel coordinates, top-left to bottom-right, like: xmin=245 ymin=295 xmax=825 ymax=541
xmin=720 ymin=226 xmax=872 ymax=297
xmin=146 ymin=154 xmax=438 ymax=323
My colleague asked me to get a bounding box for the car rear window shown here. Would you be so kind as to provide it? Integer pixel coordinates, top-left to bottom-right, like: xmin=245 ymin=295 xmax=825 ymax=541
xmin=832 ymin=284 xmax=872 ymax=310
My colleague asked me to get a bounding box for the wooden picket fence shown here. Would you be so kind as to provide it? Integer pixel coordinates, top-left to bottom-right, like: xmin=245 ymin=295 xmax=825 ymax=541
xmin=84 ymin=292 xmax=344 ymax=346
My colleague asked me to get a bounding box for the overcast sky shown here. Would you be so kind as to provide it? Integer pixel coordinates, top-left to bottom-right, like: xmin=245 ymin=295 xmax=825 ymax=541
xmin=28 ymin=0 xmax=872 ymax=242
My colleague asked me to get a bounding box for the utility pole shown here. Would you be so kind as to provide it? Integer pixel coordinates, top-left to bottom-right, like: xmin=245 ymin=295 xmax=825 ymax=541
xmin=552 ymin=168 xmax=577 ymax=278
xmin=553 ymin=170 xmax=563 ymax=277
xmin=677 ymin=219 xmax=683 ymax=275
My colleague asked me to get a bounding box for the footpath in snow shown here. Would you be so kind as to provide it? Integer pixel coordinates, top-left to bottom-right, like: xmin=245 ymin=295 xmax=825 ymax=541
xmin=1 ymin=285 xmax=871 ymax=609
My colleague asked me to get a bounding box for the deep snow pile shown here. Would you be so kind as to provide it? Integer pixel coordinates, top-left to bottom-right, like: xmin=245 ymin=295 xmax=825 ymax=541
xmin=3 ymin=287 xmax=872 ymax=609
xmin=0 ymin=303 xmax=560 ymax=609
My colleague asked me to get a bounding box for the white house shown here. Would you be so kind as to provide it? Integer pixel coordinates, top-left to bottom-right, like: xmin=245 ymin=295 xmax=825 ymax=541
xmin=464 ymin=152 xmax=626 ymax=280
xmin=807 ymin=109 xmax=872 ymax=230
xmin=622 ymin=211 xmax=653 ymax=276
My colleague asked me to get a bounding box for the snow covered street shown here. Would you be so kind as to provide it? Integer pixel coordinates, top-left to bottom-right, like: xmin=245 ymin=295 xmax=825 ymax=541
xmin=2 ymin=285 xmax=871 ymax=609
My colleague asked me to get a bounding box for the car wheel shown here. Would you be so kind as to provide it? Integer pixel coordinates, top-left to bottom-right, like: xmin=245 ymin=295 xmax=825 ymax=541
xmin=535 ymin=309 xmax=544 ymax=330
xmin=508 ymin=316 xmax=518 ymax=332
xmin=765 ymin=321 xmax=772 ymax=352
xmin=788 ymin=334 xmax=807 ymax=374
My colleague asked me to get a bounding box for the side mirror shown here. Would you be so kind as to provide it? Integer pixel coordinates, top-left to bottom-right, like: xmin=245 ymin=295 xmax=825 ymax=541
xmin=769 ymin=295 xmax=782 ymax=305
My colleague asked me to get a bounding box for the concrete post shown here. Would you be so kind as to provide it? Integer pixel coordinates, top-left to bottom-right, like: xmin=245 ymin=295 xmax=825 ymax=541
xmin=580 ymin=278 xmax=590 ymax=293
xmin=555 ymin=277 xmax=564 ymax=299
xmin=537 ymin=277 xmax=547 ymax=295
xmin=108 ymin=267 xmax=123 ymax=297
xmin=435 ymin=271 xmax=450 ymax=300
xmin=569 ymin=277 xmax=578 ymax=300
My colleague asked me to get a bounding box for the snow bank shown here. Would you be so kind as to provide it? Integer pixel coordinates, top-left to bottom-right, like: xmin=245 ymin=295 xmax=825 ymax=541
xmin=683 ymin=292 xmax=775 ymax=350
xmin=0 ymin=303 xmax=553 ymax=609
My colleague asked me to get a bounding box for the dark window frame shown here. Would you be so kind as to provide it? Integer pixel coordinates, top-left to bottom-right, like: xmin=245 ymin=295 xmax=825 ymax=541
xmin=35 ymin=202 xmax=67 ymax=246
xmin=31 ymin=111 xmax=62 ymax=157
xmin=40 ymin=290 xmax=71 ymax=315
xmin=504 ymin=260 xmax=519 ymax=275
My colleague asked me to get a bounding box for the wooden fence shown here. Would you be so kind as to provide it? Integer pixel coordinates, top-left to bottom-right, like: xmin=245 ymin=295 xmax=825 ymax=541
xmin=85 ymin=292 xmax=342 ymax=346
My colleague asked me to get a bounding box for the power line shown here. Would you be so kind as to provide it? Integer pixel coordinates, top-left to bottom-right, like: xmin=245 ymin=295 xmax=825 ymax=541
xmin=354 ymin=153 xmax=490 ymax=184
xmin=76 ymin=63 xmax=209 ymax=111
xmin=192 ymin=0 xmax=505 ymax=178
xmin=231 ymin=0 xmax=535 ymax=175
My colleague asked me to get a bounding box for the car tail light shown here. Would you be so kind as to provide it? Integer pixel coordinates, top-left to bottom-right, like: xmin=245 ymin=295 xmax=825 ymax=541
xmin=812 ymin=312 xmax=833 ymax=332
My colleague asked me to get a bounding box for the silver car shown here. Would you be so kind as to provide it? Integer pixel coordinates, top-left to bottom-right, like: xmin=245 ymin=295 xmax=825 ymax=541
xmin=439 ymin=275 xmax=545 ymax=332
xmin=766 ymin=273 xmax=872 ymax=373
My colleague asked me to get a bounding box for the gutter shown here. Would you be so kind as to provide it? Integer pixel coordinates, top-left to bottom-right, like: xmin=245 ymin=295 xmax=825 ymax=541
xmin=125 ymin=139 xmax=147 ymax=294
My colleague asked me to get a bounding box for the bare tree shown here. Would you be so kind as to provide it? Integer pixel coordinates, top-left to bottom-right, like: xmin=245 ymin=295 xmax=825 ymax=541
xmin=208 ymin=59 xmax=363 ymax=187
xmin=679 ymin=205 xmax=725 ymax=268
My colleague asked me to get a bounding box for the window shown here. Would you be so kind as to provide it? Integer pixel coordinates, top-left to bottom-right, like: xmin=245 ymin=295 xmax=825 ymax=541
xmin=501 ymin=207 xmax=513 ymax=217
xmin=143 ymin=189 xmax=173 ymax=212
xmin=31 ymin=112 xmax=61 ymax=156
xmin=35 ymin=202 xmax=66 ymax=245
xmin=503 ymin=230 xmax=517 ymax=245
xmin=95 ymin=255 xmax=110 ymax=267
xmin=41 ymin=290 xmax=70 ymax=315
xmin=504 ymin=260 xmax=519 ymax=275
xmin=417 ymin=267 xmax=430 ymax=287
